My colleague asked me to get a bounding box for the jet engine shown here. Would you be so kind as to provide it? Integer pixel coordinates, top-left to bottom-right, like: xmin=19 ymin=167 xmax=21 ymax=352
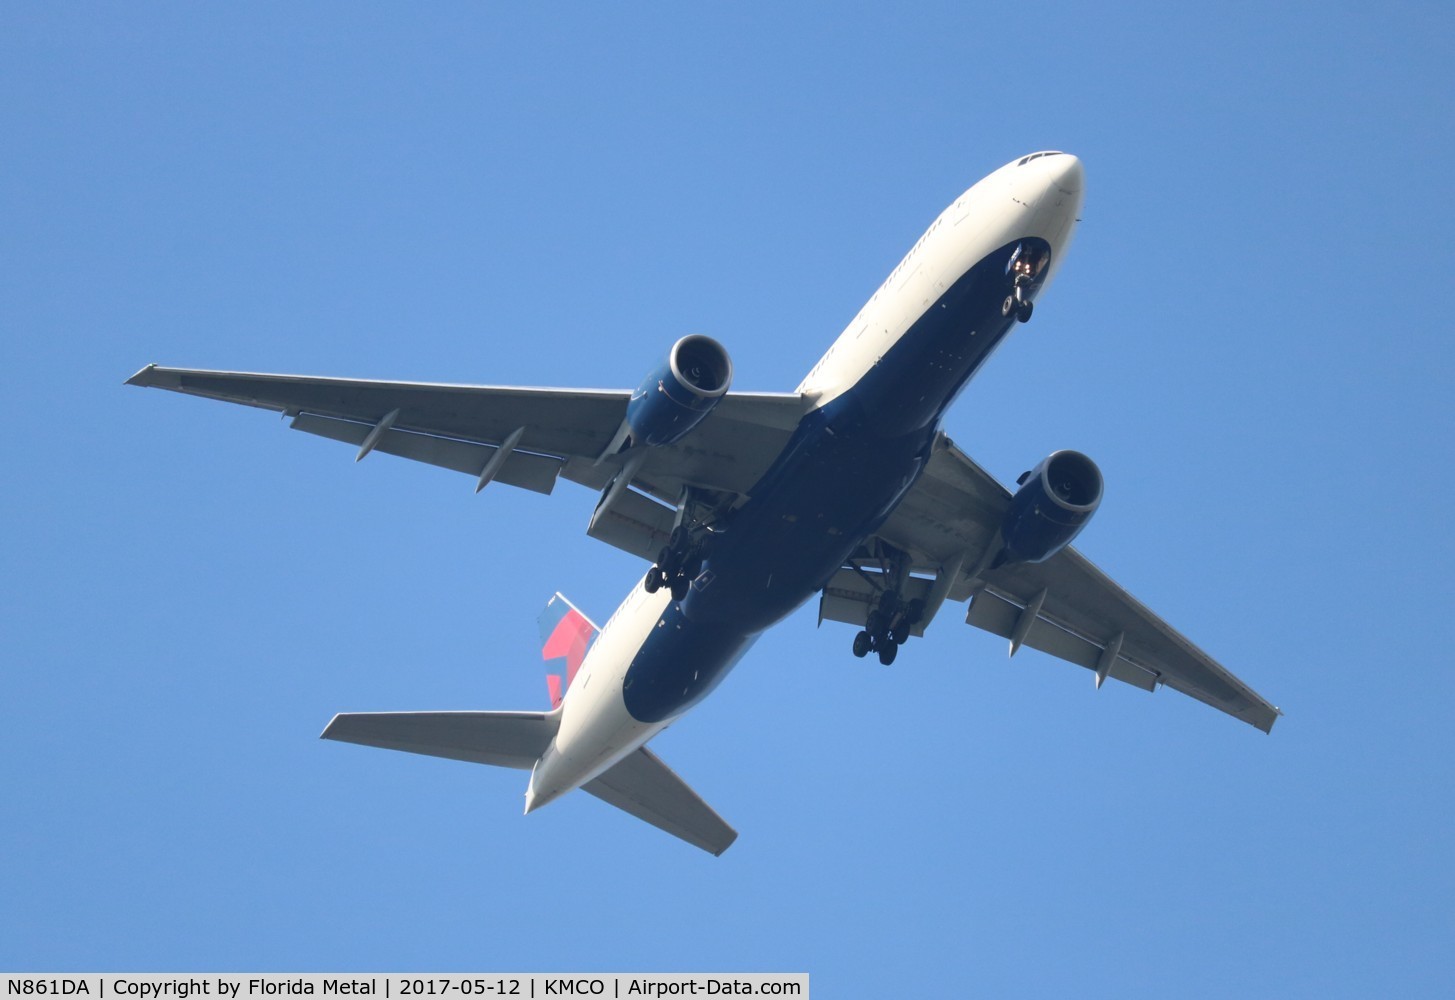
xmin=997 ymin=450 xmax=1103 ymax=565
xmin=624 ymin=335 xmax=734 ymax=447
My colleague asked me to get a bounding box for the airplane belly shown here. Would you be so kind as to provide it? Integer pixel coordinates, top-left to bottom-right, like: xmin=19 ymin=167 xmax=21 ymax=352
xmin=607 ymin=240 xmax=1063 ymax=726
xmin=683 ymin=414 xmax=933 ymax=631
xmin=620 ymin=607 xmax=758 ymax=724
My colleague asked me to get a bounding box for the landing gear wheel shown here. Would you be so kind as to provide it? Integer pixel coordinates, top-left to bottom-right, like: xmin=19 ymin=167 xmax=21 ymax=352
xmin=1002 ymin=294 xmax=1016 ymax=317
xmin=1015 ymin=300 xmax=1033 ymax=323
xmin=877 ymin=642 xmax=898 ymax=666
xmin=643 ymin=566 xmax=663 ymax=593
xmin=890 ymin=628 xmax=908 ymax=646
xmin=670 ymin=575 xmax=690 ymax=602
xmin=852 ymin=631 xmax=872 ymax=658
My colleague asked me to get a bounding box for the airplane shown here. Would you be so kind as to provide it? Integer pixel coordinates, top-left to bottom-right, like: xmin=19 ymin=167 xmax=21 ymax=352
xmin=128 ymin=151 xmax=1279 ymax=856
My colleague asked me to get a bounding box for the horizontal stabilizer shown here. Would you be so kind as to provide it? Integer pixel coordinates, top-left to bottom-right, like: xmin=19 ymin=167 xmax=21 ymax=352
xmin=321 ymin=710 xmax=558 ymax=770
xmin=584 ymin=747 xmax=738 ymax=856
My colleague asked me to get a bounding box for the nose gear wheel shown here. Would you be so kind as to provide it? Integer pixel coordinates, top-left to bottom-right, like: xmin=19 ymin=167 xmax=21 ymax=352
xmin=1002 ymin=284 xmax=1034 ymax=323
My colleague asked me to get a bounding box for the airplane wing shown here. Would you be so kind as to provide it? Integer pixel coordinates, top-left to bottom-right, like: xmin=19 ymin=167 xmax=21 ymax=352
xmin=583 ymin=746 xmax=738 ymax=856
xmin=126 ymin=365 xmax=805 ymax=558
xmin=866 ymin=435 xmax=1282 ymax=733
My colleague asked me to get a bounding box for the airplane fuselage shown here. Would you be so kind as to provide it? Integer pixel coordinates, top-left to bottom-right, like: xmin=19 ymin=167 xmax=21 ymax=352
xmin=528 ymin=153 xmax=1085 ymax=811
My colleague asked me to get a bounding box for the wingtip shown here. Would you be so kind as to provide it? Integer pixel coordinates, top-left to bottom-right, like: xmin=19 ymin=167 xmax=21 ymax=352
xmin=126 ymin=363 xmax=184 ymax=389
xmin=125 ymin=363 xmax=159 ymax=387
xmin=1252 ymin=705 xmax=1281 ymax=735
xmin=711 ymin=830 xmax=740 ymax=857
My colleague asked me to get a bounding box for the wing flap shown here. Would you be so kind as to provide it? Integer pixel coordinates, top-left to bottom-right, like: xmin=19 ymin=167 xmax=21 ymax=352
xmin=320 ymin=710 xmax=558 ymax=770
xmin=127 ymin=364 xmax=628 ymax=459
xmin=585 ymin=486 xmax=675 ymax=562
xmin=965 ymin=587 xmax=1159 ymax=692
xmin=291 ymin=412 xmax=561 ymax=494
xmin=583 ymin=747 xmax=738 ymax=856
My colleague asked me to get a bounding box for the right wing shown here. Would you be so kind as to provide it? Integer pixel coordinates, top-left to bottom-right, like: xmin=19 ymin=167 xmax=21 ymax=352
xmin=127 ymin=365 xmax=806 ymax=558
xmin=869 ymin=436 xmax=1282 ymax=733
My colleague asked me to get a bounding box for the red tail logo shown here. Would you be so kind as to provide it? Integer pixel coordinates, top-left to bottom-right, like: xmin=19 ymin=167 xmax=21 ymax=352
xmin=537 ymin=593 xmax=601 ymax=709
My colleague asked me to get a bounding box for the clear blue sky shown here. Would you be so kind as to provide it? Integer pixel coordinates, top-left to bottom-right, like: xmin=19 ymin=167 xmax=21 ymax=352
xmin=4 ymin=2 xmax=1452 ymax=995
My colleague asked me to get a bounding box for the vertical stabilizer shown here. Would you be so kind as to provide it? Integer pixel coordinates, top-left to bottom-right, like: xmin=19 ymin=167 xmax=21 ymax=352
xmin=537 ymin=593 xmax=601 ymax=708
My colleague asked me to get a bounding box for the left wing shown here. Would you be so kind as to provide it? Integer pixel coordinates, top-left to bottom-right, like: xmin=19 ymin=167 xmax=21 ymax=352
xmin=866 ymin=435 xmax=1281 ymax=733
xmin=127 ymin=365 xmax=805 ymax=557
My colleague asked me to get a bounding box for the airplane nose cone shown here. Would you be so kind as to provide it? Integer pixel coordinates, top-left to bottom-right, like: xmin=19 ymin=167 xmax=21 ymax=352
xmin=1047 ymin=153 xmax=1083 ymax=195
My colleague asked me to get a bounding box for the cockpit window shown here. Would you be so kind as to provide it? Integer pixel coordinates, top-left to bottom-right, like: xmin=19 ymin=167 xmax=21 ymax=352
xmin=1016 ymin=151 xmax=1065 ymax=166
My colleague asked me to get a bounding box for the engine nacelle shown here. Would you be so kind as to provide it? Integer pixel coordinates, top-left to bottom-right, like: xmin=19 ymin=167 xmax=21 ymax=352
xmin=997 ymin=450 xmax=1103 ymax=565
xmin=625 ymin=334 xmax=733 ymax=447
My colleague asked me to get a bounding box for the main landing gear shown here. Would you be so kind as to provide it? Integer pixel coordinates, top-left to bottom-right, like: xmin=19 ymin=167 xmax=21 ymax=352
xmin=643 ymin=526 xmax=702 ymax=603
xmin=852 ymin=594 xmax=926 ymax=666
xmin=845 ymin=541 xmax=926 ymax=665
xmin=643 ymin=490 xmax=722 ymax=603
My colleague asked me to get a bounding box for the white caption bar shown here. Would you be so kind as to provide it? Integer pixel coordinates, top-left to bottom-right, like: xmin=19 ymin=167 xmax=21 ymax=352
xmin=1 ymin=975 xmax=808 ymax=1000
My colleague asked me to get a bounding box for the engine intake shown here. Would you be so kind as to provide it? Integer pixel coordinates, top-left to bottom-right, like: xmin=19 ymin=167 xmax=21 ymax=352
xmin=625 ymin=335 xmax=733 ymax=447
xmin=997 ymin=450 xmax=1103 ymax=565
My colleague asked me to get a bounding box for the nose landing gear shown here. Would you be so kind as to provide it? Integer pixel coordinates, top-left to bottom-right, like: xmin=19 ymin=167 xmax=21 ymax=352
xmin=1002 ymin=276 xmax=1035 ymax=323
xmin=1002 ymin=242 xmax=1044 ymax=323
xmin=1002 ymin=291 xmax=1034 ymax=323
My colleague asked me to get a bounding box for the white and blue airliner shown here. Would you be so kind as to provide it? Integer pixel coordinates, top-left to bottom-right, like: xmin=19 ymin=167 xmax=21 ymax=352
xmin=129 ymin=152 xmax=1279 ymax=855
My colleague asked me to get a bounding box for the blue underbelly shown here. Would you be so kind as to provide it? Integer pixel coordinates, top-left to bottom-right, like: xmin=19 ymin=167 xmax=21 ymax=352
xmin=620 ymin=419 xmax=928 ymax=724
xmin=619 ymin=237 xmax=1045 ymax=724
xmin=685 ymin=411 xmax=931 ymax=630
